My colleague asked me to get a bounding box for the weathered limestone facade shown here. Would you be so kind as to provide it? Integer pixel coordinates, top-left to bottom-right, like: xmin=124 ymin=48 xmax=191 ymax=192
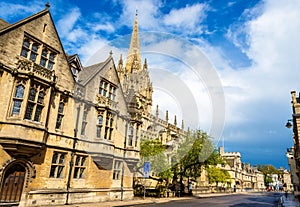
xmin=289 ymin=91 xmax=300 ymax=196
xmin=218 ymin=147 xmax=265 ymax=191
xmin=0 ymin=5 xmax=186 ymax=206
xmin=286 ymin=147 xmax=299 ymax=193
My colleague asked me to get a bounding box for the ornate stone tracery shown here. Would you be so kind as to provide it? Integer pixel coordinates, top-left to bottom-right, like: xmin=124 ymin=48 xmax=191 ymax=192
xmin=16 ymin=58 xmax=55 ymax=81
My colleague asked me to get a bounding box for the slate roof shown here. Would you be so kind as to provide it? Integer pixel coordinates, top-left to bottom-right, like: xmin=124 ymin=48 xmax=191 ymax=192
xmin=77 ymin=58 xmax=111 ymax=86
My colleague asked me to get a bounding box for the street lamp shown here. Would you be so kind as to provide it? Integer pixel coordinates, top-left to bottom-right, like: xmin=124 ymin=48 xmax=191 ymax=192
xmin=285 ymin=119 xmax=293 ymax=129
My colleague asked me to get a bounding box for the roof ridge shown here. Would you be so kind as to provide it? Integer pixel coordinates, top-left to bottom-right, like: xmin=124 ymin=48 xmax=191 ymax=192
xmin=0 ymin=7 xmax=49 ymax=35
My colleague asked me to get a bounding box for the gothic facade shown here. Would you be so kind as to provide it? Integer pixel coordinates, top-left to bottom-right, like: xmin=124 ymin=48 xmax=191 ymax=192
xmin=0 ymin=5 xmax=185 ymax=206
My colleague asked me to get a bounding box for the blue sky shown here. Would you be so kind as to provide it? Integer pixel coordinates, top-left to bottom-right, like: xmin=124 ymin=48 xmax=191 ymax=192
xmin=1 ymin=0 xmax=300 ymax=169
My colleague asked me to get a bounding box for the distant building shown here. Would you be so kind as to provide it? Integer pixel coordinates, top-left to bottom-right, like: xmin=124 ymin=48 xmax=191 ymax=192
xmin=218 ymin=147 xmax=265 ymax=191
xmin=278 ymin=167 xmax=293 ymax=191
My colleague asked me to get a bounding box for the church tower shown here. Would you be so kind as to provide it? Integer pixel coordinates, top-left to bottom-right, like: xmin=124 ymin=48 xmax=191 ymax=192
xmin=118 ymin=11 xmax=153 ymax=115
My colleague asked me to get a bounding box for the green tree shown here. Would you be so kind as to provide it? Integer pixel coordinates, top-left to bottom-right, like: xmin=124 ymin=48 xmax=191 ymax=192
xmin=257 ymin=164 xmax=279 ymax=186
xmin=207 ymin=166 xmax=231 ymax=186
xmin=139 ymin=139 xmax=172 ymax=182
xmin=140 ymin=139 xmax=166 ymax=158
xmin=138 ymin=130 xmax=224 ymax=194
xmin=171 ymin=130 xmax=224 ymax=187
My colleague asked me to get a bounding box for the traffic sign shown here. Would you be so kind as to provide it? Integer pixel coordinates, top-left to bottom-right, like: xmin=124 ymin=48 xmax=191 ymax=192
xmin=144 ymin=161 xmax=150 ymax=178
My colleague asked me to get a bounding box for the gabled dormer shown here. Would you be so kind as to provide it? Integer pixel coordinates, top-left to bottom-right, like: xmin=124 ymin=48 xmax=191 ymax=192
xmin=0 ymin=3 xmax=76 ymax=156
xmin=67 ymin=54 xmax=83 ymax=80
xmin=0 ymin=3 xmax=75 ymax=91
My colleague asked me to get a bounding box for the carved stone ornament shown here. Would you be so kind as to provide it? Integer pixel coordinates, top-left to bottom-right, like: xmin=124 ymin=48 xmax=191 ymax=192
xmin=16 ymin=57 xmax=55 ymax=81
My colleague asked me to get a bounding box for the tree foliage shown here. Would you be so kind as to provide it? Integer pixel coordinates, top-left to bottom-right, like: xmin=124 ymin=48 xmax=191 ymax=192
xmin=138 ymin=130 xmax=225 ymax=188
xmin=257 ymin=164 xmax=279 ymax=175
xmin=207 ymin=166 xmax=231 ymax=185
xmin=171 ymin=130 xmax=224 ymax=183
xmin=257 ymin=164 xmax=279 ymax=185
xmin=140 ymin=139 xmax=166 ymax=158
xmin=139 ymin=139 xmax=171 ymax=180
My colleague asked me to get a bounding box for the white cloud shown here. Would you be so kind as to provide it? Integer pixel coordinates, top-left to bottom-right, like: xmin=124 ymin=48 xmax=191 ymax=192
xmin=92 ymin=23 xmax=115 ymax=33
xmin=163 ymin=3 xmax=208 ymax=33
xmin=78 ymin=36 xmax=109 ymax=65
xmin=214 ymin=0 xmax=300 ymax=144
xmin=119 ymin=0 xmax=162 ymax=30
xmin=57 ymin=7 xmax=82 ymax=40
xmin=0 ymin=1 xmax=44 ymax=20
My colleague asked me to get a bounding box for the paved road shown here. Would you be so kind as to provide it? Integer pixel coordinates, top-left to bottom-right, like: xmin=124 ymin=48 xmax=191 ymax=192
xmin=118 ymin=192 xmax=282 ymax=207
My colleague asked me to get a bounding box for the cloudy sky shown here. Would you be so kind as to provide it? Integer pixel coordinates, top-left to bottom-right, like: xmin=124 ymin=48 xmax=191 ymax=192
xmin=1 ymin=0 xmax=300 ymax=168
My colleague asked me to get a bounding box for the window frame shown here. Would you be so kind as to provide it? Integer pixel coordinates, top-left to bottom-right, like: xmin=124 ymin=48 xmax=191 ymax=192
xmin=49 ymin=152 xmax=66 ymax=178
xmin=11 ymin=84 xmax=25 ymax=116
xmin=73 ymin=155 xmax=87 ymax=179
xmin=99 ymin=79 xmax=117 ymax=101
xmin=20 ymin=35 xmax=57 ymax=70
xmin=80 ymin=107 xmax=88 ymax=136
xmin=55 ymin=100 xmax=65 ymax=129
xmin=96 ymin=114 xmax=103 ymax=138
xmin=104 ymin=113 xmax=113 ymax=140
xmin=24 ymin=83 xmax=46 ymax=122
xmin=128 ymin=125 xmax=134 ymax=146
xmin=113 ymin=160 xmax=123 ymax=180
xmin=135 ymin=125 xmax=139 ymax=147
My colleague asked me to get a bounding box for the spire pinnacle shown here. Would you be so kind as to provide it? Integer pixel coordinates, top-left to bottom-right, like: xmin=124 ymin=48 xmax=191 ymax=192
xmin=143 ymin=58 xmax=148 ymax=70
xmin=118 ymin=54 xmax=123 ymax=71
xmin=166 ymin=110 xmax=169 ymax=123
xmin=125 ymin=12 xmax=142 ymax=73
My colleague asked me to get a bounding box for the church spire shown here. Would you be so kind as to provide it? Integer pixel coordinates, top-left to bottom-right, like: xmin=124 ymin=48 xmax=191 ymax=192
xmin=125 ymin=11 xmax=142 ymax=73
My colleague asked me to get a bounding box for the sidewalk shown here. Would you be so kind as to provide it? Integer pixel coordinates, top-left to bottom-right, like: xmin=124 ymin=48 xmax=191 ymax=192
xmin=54 ymin=193 xmax=232 ymax=207
xmin=279 ymin=193 xmax=300 ymax=207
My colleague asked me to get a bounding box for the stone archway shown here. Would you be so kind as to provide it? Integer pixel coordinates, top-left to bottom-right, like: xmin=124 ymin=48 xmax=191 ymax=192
xmin=0 ymin=163 xmax=26 ymax=202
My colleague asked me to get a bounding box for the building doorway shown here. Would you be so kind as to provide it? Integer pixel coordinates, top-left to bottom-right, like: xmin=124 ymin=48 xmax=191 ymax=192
xmin=0 ymin=164 xmax=26 ymax=203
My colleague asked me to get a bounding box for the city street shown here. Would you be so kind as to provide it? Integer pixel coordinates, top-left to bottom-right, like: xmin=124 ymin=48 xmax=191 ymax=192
xmin=117 ymin=192 xmax=282 ymax=207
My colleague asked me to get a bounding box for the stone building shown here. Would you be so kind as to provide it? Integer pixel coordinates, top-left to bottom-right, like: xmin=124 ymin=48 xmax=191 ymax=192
xmin=288 ymin=91 xmax=300 ymax=196
xmin=278 ymin=168 xmax=293 ymax=191
xmin=218 ymin=147 xmax=265 ymax=191
xmin=286 ymin=147 xmax=299 ymax=193
xmin=0 ymin=5 xmax=186 ymax=206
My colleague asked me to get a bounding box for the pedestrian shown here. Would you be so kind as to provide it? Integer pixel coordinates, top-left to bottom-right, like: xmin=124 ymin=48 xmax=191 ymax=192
xmin=188 ymin=182 xmax=192 ymax=195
